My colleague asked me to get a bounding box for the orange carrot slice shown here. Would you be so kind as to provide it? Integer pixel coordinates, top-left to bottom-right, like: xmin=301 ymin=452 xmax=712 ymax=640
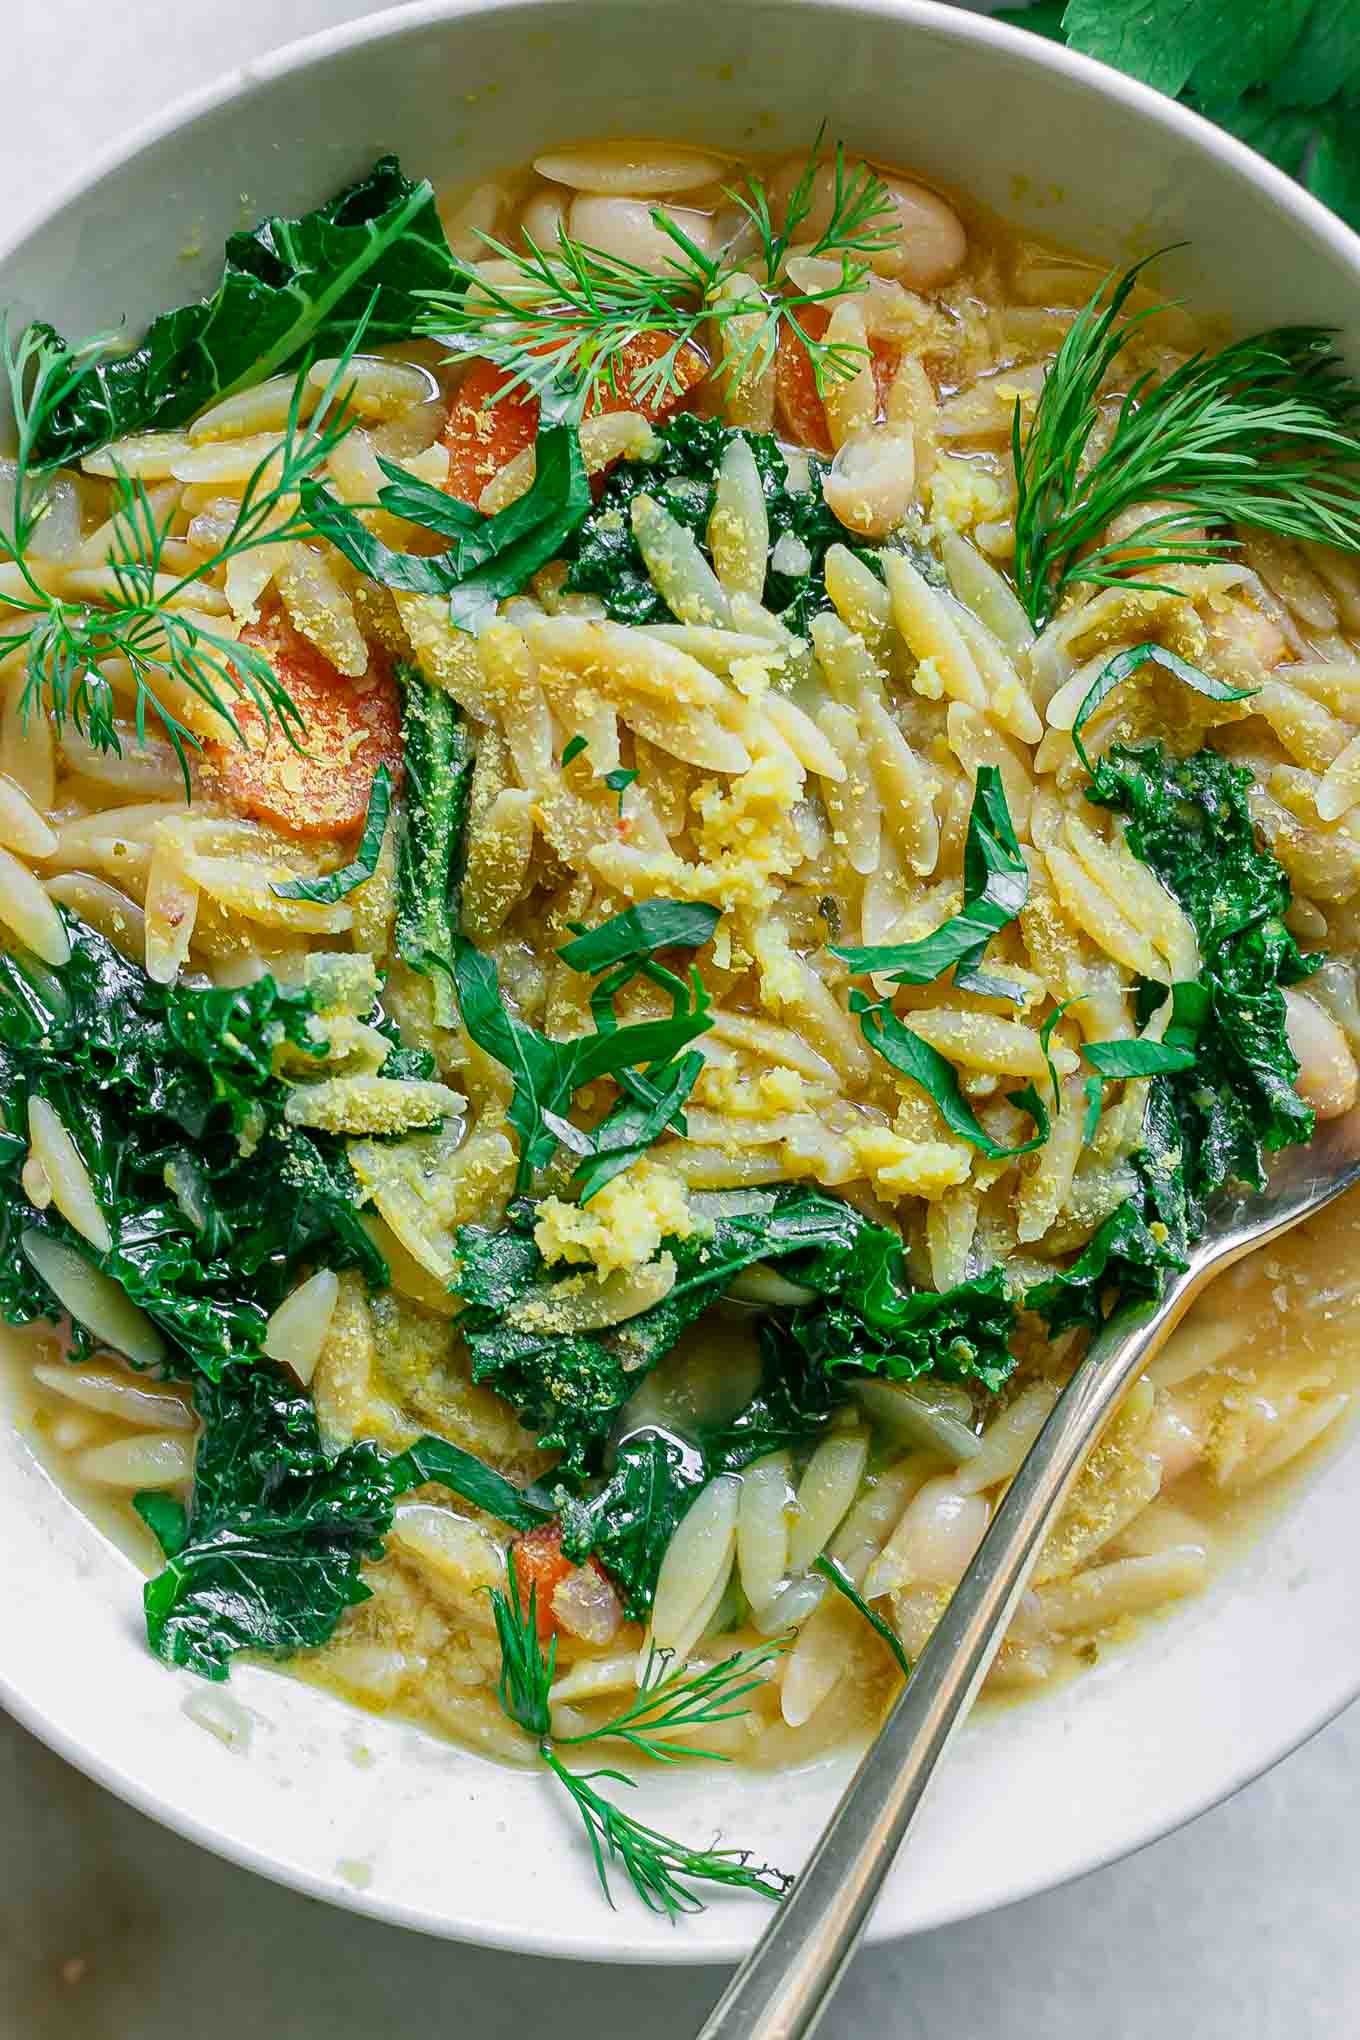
xmin=199 ymin=609 xmax=402 ymax=841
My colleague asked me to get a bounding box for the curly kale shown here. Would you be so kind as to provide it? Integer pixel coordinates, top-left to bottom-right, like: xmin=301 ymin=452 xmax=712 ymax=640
xmin=0 ymin=913 xmax=387 ymax=1374
xmin=561 ymin=412 xmax=881 ymax=636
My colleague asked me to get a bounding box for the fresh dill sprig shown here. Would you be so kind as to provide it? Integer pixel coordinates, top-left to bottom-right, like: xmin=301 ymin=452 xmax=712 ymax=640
xmin=1 ymin=318 xmax=369 ymax=792
xmin=542 ymin=1754 xmax=793 ymax=1919
xmin=417 ymin=134 xmax=899 ymax=414
xmin=1012 ymin=253 xmax=1360 ymax=630
xmin=488 ymin=1568 xmax=793 ymax=1917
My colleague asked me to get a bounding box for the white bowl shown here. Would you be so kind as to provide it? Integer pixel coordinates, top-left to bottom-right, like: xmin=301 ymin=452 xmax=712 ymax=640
xmin=3 ymin=0 xmax=1359 ymax=1966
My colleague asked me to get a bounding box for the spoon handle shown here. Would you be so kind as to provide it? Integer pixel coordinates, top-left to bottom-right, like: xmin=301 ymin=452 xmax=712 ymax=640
xmin=698 ymin=1283 xmax=1193 ymax=2040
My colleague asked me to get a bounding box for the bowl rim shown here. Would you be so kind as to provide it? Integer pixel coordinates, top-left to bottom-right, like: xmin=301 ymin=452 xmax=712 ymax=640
xmin=3 ymin=0 xmax=1360 ymax=1962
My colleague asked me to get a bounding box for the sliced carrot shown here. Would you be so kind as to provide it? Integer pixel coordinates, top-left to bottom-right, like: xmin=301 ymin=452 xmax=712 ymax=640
xmin=511 ymin=1524 xmax=615 ymax=1642
xmin=198 ymin=608 xmax=402 ymax=841
xmin=441 ymin=332 xmax=708 ymax=507
xmin=442 ymin=359 xmax=540 ymax=508
xmin=775 ymin=305 xmax=898 ymax=457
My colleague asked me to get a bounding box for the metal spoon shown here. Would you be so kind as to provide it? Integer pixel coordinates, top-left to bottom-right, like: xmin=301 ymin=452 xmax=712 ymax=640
xmin=699 ymin=1101 xmax=1360 ymax=2040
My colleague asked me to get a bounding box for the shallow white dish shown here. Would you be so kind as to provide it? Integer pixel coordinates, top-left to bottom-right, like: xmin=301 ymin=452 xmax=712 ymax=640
xmin=2 ymin=0 xmax=1359 ymax=1966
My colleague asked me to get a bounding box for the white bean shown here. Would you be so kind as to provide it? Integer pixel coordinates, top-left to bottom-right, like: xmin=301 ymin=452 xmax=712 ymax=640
xmin=535 ymin=143 xmax=729 ymax=194
xmin=569 ymin=195 xmax=715 ymax=273
xmin=1284 ymin=986 xmax=1358 ymax=1117
xmin=863 ymin=1478 xmax=990 ymax=1598
xmin=771 ymin=157 xmax=965 ymax=286
xmin=519 ymin=185 xmax=568 ymax=247
xmin=821 ymin=427 xmax=916 ymax=539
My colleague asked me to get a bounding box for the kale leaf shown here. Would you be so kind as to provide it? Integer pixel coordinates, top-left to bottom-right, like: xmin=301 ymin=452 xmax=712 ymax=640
xmin=560 ymin=1324 xmax=845 ymax=1621
xmin=302 ymin=392 xmax=591 ymax=632
xmin=561 ymin=412 xmax=880 ymax=635
xmin=0 ymin=914 xmax=386 ymax=1374
xmin=140 ymin=1362 xmax=396 ymax=1680
xmin=30 ymin=158 xmax=461 ymax=467
xmin=1030 ymin=740 xmax=1319 ymax=1331
xmin=1025 ymin=1078 xmax=1194 ymax=1334
xmin=393 ymin=663 xmax=472 ymax=1026
xmin=138 ymin=1365 xmax=564 ymax=1681
xmin=456 ymin=1185 xmax=1018 ymax=1475
xmin=1086 ymin=741 xmax=1318 ymax=1197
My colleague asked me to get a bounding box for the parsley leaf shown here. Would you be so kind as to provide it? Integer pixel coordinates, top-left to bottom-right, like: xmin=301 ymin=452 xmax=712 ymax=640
xmin=302 ymin=397 xmax=590 ymax=631
xmin=834 ymin=764 xmax=1027 ymax=999
xmin=451 ymin=903 xmax=719 ymax=1197
xmin=270 ymin=763 xmax=393 ymax=903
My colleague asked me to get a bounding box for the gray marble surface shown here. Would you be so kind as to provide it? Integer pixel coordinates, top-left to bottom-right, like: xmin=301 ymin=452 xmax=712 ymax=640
xmin=3 ymin=0 xmax=1358 ymax=2031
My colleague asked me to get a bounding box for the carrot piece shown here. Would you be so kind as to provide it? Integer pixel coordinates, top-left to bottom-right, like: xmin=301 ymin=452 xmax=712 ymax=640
xmin=775 ymin=305 xmax=898 ymax=457
xmin=511 ymin=1523 xmax=615 ymax=1642
xmin=442 ymin=359 xmax=540 ymax=507
xmin=441 ymin=333 xmax=708 ymax=507
xmin=198 ymin=608 xmax=402 ymax=841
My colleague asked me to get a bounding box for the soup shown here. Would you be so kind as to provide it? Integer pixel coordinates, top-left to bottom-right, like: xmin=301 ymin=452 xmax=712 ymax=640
xmin=3 ymin=131 xmax=1359 ymax=1916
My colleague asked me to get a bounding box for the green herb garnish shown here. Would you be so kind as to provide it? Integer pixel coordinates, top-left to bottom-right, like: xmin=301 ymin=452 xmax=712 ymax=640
xmin=270 ymin=764 xmax=393 ymax=903
xmin=1 ymin=330 xmax=369 ymax=789
xmin=1011 ymin=258 xmax=1360 ymax=629
xmin=303 ymin=384 xmax=591 ymax=633
xmin=451 ymin=901 xmax=720 ymax=1198
xmin=488 ymin=1568 xmax=793 ymax=1918
xmin=834 ymin=765 xmax=1028 ymax=1000
xmin=1070 ymin=641 xmax=1258 ymax=772
xmin=418 ymin=133 xmax=896 ymax=416
xmin=813 ymin=1555 xmax=912 ymax=1679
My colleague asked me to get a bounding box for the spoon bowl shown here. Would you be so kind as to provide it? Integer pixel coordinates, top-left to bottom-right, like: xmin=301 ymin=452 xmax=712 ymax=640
xmin=700 ymin=1101 xmax=1360 ymax=2040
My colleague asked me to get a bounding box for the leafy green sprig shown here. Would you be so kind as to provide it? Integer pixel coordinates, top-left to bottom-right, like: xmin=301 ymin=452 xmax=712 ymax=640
xmin=451 ymin=899 xmax=721 ymax=1198
xmin=2 ymin=322 xmax=367 ymax=790
xmin=490 ymin=1568 xmax=793 ymax=1917
xmin=1011 ymin=255 xmax=1360 ymax=629
xmin=416 ymin=135 xmax=899 ymax=415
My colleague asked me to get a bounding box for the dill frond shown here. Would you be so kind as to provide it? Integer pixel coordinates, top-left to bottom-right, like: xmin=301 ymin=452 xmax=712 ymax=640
xmin=1012 ymin=254 xmax=1360 ymax=629
xmin=2 ymin=319 xmax=371 ymax=792
xmin=417 ymin=132 xmax=899 ymax=415
xmin=486 ymin=1573 xmax=793 ymax=1916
